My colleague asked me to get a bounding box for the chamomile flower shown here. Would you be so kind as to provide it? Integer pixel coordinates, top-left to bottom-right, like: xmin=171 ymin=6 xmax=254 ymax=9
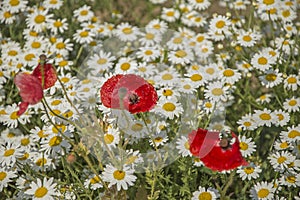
xmin=202 ymin=63 xmax=221 ymax=81
xmin=115 ymin=57 xmax=137 ymax=74
xmin=87 ymin=50 xmax=116 ymax=74
xmin=103 ymin=127 xmax=120 ymax=149
xmin=0 ymin=7 xmax=16 ymax=24
xmin=237 ymin=113 xmax=258 ymax=131
xmin=43 ymin=0 xmax=63 ymax=10
xmin=154 ymin=97 xmax=184 ymax=119
xmin=149 ymin=132 xmax=168 ymax=147
xmin=230 ymin=0 xmax=251 ymax=10
xmin=145 ymin=19 xmax=168 ymax=34
xmin=25 ymin=177 xmax=60 ymax=200
xmin=274 ymin=139 xmax=291 ymax=151
xmin=3 ymin=0 xmax=28 ymax=13
xmin=0 ymin=170 xmax=17 ymax=192
xmin=84 ymin=174 xmax=103 ymax=190
xmin=73 ymin=5 xmax=94 ymax=22
xmin=161 ymin=7 xmax=180 ymax=22
xmin=279 ymin=173 xmax=300 ymax=188
xmin=123 ymin=149 xmax=143 ymax=168
xmin=278 ymin=7 xmax=297 ymax=22
xmin=269 ymin=151 xmax=295 ymax=171
xmin=24 ymin=37 xmax=50 ymax=54
xmin=273 ymin=109 xmax=290 ymax=127
xmin=47 ymin=18 xmax=68 ymax=34
xmin=166 ymin=34 xmax=189 ymax=50
xmin=19 ymin=51 xmax=39 ymax=67
xmin=102 ymin=163 xmax=137 ymax=191
xmin=280 ymin=125 xmax=300 ymax=143
xmin=283 ymin=96 xmax=300 ymax=112
xmin=237 ymin=29 xmax=261 ymax=47
xmin=1 ymin=41 xmax=22 ymax=63
xmin=253 ymin=108 xmax=276 ymax=127
xmin=0 ymin=141 xmax=23 ymax=168
xmin=209 ymin=15 xmax=231 ymax=34
xmin=221 ymin=68 xmax=241 ymax=84
xmin=191 ymin=186 xmax=220 ymax=200
xmin=188 ymin=0 xmax=211 ymax=10
xmin=29 ymin=151 xmax=55 ymax=171
xmin=40 ymin=132 xmax=71 ymax=156
xmin=154 ymin=67 xmax=181 ymax=87
xmin=275 ymin=37 xmax=294 ymax=55
xmin=239 ymin=135 xmax=256 ymax=157
xmin=250 ymin=181 xmax=276 ymax=200
xmin=50 ymin=38 xmax=73 ymax=57
xmin=136 ymin=47 xmax=161 ymax=62
xmin=134 ymin=62 xmax=157 ymax=77
xmin=176 ymin=135 xmax=192 ymax=157
xmin=284 ymin=74 xmax=300 ymax=91
xmin=237 ymin=163 xmax=262 ymax=181
xmin=73 ymin=29 xmax=95 ymax=44
xmin=259 ymin=69 xmax=283 ymax=88
xmin=168 ymin=48 xmax=194 ymax=65
xmin=2 ymin=103 xmax=27 ymax=129
xmin=157 ymin=87 xmax=180 ymax=99
xmin=114 ymin=22 xmax=140 ymax=42
xmin=204 ymin=81 xmax=229 ymax=103
xmin=251 ymin=51 xmax=275 ymax=72
xmin=177 ymin=78 xmax=197 ymax=94
xmin=138 ymin=31 xmax=162 ymax=47
xmin=256 ymin=94 xmax=272 ymax=104
xmin=26 ymin=9 xmax=53 ymax=33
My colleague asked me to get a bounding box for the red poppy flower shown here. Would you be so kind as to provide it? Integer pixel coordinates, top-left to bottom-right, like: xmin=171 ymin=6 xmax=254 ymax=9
xmin=100 ymin=74 xmax=158 ymax=114
xmin=14 ymin=73 xmax=44 ymax=116
xmin=189 ymin=128 xmax=248 ymax=171
xmin=32 ymin=62 xmax=57 ymax=89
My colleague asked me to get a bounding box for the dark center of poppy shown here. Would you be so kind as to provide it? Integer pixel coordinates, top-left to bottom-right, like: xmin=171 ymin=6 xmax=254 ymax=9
xmin=128 ymin=93 xmax=139 ymax=105
xmin=219 ymin=138 xmax=230 ymax=149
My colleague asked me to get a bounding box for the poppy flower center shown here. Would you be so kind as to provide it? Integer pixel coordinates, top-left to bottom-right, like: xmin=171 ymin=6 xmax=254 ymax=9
xmin=219 ymin=138 xmax=230 ymax=149
xmin=129 ymin=93 xmax=139 ymax=105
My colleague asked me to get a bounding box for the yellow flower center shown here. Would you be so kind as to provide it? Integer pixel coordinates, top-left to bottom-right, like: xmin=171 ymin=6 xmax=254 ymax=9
xmin=80 ymin=10 xmax=88 ymax=16
xmin=258 ymin=57 xmax=268 ymax=65
xmin=122 ymin=27 xmax=132 ymax=34
xmin=36 ymin=158 xmax=46 ymax=166
xmin=104 ymin=134 xmax=114 ymax=144
xmin=51 ymin=99 xmax=61 ymax=106
xmin=216 ymin=20 xmax=225 ymax=29
xmin=50 ymin=109 xmax=61 ymax=116
xmin=175 ymin=50 xmax=187 ymax=58
xmin=80 ymin=31 xmax=89 ymax=37
xmin=257 ymin=189 xmax=270 ymax=198
xmin=35 ymin=187 xmax=48 ymax=198
xmin=162 ymin=74 xmax=173 ymax=80
xmin=197 ymin=35 xmax=205 ymax=42
xmin=190 ymin=74 xmax=202 ymax=81
xmin=239 ymin=142 xmax=248 ymax=150
xmin=90 ymin=176 xmax=100 ymax=184
xmin=18 ymin=152 xmax=29 ymax=160
xmin=120 ymin=63 xmax=130 ymax=71
xmin=49 ymin=136 xmax=62 ymax=147
xmin=244 ymin=167 xmax=254 ymax=174
xmin=223 ymin=69 xmax=234 ymax=77
xmin=206 ymin=68 xmax=215 ymax=75
xmin=288 ymin=99 xmax=297 ymax=106
xmin=4 ymin=11 xmax=12 ymax=18
xmin=202 ymin=47 xmax=208 ymax=53
xmin=21 ymin=138 xmax=30 ymax=146
xmin=53 ymin=20 xmax=62 ymax=27
xmin=184 ymin=141 xmax=190 ymax=150
xmin=113 ymin=170 xmax=125 ymax=180
xmin=183 ymin=84 xmax=191 ymax=89
xmin=205 ymin=102 xmax=212 ymax=108
xmin=10 ymin=111 xmax=19 ymax=120
xmin=163 ymin=102 xmax=176 ymax=112
xmin=243 ymin=121 xmax=252 ymax=127
xmin=125 ymin=156 xmax=138 ymax=165
xmin=8 ymin=50 xmax=18 ymax=56
xmin=58 ymin=60 xmax=68 ymax=67
xmin=277 ymin=114 xmax=284 ymax=121
xmin=287 ymin=77 xmax=297 ymax=84
xmin=198 ymin=192 xmax=212 ymax=200
xmin=97 ymin=58 xmax=107 ymax=65
xmin=56 ymin=42 xmax=65 ymax=49
xmin=154 ymin=137 xmax=163 ymax=143
xmin=280 ymin=141 xmax=289 ymax=149
xmin=196 ymin=0 xmax=204 ymax=3
xmin=9 ymin=0 xmax=20 ymax=6
xmin=259 ymin=113 xmax=271 ymax=120
xmin=4 ymin=149 xmax=15 ymax=157
xmin=145 ymin=50 xmax=153 ymax=55
xmin=282 ymin=10 xmax=290 ymax=18
xmin=265 ymin=73 xmax=277 ymax=81
xmin=62 ymin=110 xmax=73 ymax=118
xmin=153 ymin=24 xmax=161 ymax=29
xmin=131 ymin=123 xmax=143 ymax=132
xmin=288 ymin=130 xmax=300 ymax=138
xmin=163 ymin=89 xmax=173 ymax=96
xmin=145 ymin=33 xmax=154 ymax=40
xmin=211 ymin=88 xmax=223 ymax=96
xmin=138 ymin=67 xmax=146 ymax=72
xmin=0 ymin=172 xmax=7 ymax=181
xmin=277 ymin=156 xmax=286 ymax=164
xmin=31 ymin=41 xmax=41 ymax=49
xmin=263 ymin=0 xmax=274 ymax=5
xmin=25 ymin=53 xmax=35 ymax=61
xmin=166 ymin=11 xmax=174 ymax=17
xmin=243 ymin=35 xmax=252 ymax=42
xmin=50 ymin=0 xmax=58 ymax=4
xmin=286 ymin=176 xmax=296 ymax=183
xmin=52 ymin=124 xmax=66 ymax=134
xmin=34 ymin=14 xmax=45 ymax=24
xmin=173 ymin=37 xmax=182 ymax=44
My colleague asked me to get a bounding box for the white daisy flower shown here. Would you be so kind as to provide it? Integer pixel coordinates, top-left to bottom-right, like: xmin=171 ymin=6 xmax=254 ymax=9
xmin=161 ymin=7 xmax=180 ymax=22
xmin=43 ymin=0 xmax=63 ymax=10
xmin=279 ymin=173 xmax=300 ymax=188
xmin=47 ymin=18 xmax=68 ymax=34
xmin=250 ymin=181 xmax=276 ymax=200
xmin=283 ymin=96 xmax=300 ymax=112
xmin=168 ymin=48 xmax=194 ymax=65
xmin=29 ymin=151 xmax=55 ymax=172
xmin=40 ymin=132 xmax=71 ymax=156
xmin=256 ymin=94 xmax=272 ymax=104
xmin=259 ymin=69 xmax=283 ymax=88
xmin=25 ymin=177 xmax=60 ymax=200
xmin=193 ymin=157 xmax=204 ymax=167
xmin=0 ymin=7 xmax=16 ymax=24
xmin=114 ymin=22 xmax=140 ymax=42
xmin=237 ymin=113 xmax=258 ymax=131
xmin=253 ymin=108 xmax=276 ymax=127
xmin=280 ymin=125 xmax=300 ymax=143
xmin=154 ymin=97 xmax=184 ymax=119
xmin=102 ymin=163 xmax=137 ymax=191
xmin=176 ymin=135 xmax=192 ymax=157
xmin=115 ymin=57 xmax=138 ymax=74
xmin=273 ymin=109 xmax=290 ymax=127
xmin=145 ymin=19 xmax=168 ymax=34
xmin=138 ymin=30 xmax=162 ymax=47
xmin=123 ymin=149 xmax=143 ymax=168
xmin=157 ymin=87 xmax=181 ymax=99
xmin=24 ymin=36 xmax=50 ymax=55
xmin=103 ymin=127 xmax=120 ymax=149
xmin=73 ymin=29 xmax=95 ymax=44
xmin=188 ymin=0 xmax=211 ymax=10
xmin=251 ymin=51 xmax=275 ymax=72
xmin=86 ymin=50 xmax=116 ymax=74
xmin=134 ymin=62 xmax=157 ymax=78
xmin=3 ymin=0 xmax=28 ymax=13
xmin=177 ymin=78 xmax=197 ymax=94
xmin=26 ymin=9 xmax=53 ymax=33
xmin=268 ymin=151 xmax=295 ymax=171
xmin=284 ymin=74 xmax=300 ymax=91
xmin=0 ymin=140 xmax=23 ymax=168
xmin=50 ymin=38 xmax=73 ymax=57
xmin=274 ymin=139 xmax=290 ymax=151
xmin=191 ymin=186 xmax=220 ymax=200
xmin=154 ymin=67 xmax=181 ymax=87
xmin=73 ymin=5 xmax=94 ymax=22
xmin=136 ymin=47 xmax=161 ymax=62
xmin=237 ymin=29 xmax=261 ymax=47
xmin=204 ymin=81 xmax=229 ymax=103
xmin=221 ymin=68 xmax=241 ymax=84
xmin=237 ymin=163 xmax=262 ymax=181
xmin=239 ymin=135 xmax=256 ymax=157
xmin=84 ymin=174 xmax=103 ymax=190
xmin=202 ymin=63 xmax=221 ymax=81
xmin=0 ymin=169 xmax=17 ymax=192
xmin=230 ymin=0 xmax=251 ymax=10
xmin=209 ymin=15 xmax=231 ymax=35
xmin=149 ymin=132 xmax=168 ymax=148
